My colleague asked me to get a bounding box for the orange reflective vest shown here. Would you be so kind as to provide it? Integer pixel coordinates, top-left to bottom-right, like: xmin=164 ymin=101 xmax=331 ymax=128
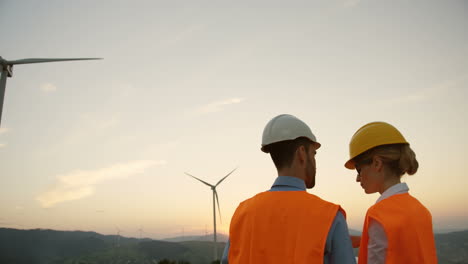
xmin=228 ymin=191 xmax=345 ymax=264
xmin=358 ymin=193 xmax=437 ymax=264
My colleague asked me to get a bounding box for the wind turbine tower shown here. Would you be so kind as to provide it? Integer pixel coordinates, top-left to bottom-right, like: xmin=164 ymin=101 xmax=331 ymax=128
xmin=138 ymin=226 xmax=144 ymax=240
xmin=115 ymin=227 xmax=123 ymax=247
xmin=185 ymin=167 xmax=237 ymax=261
xmin=0 ymin=56 xmax=102 ymax=127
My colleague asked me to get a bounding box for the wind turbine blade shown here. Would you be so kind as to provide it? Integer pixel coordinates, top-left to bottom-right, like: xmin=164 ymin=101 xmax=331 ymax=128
xmin=185 ymin=172 xmax=214 ymax=187
xmin=0 ymin=70 xmax=7 ymax=127
xmin=215 ymin=167 xmax=238 ymax=186
xmin=6 ymin=58 xmax=102 ymax=65
xmin=215 ymin=190 xmax=222 ymax=224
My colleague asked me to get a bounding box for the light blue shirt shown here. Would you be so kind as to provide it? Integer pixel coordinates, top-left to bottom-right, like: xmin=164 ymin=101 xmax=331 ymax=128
xmin=221 ymin=176 xmax=356 ymax=264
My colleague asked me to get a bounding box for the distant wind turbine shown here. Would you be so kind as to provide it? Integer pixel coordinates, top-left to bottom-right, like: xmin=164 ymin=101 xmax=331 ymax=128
xmin=115 ymin=226 xmax=123 ymax=247
xmin=138 ymin=226 xmax=144 ymax=240
xmin=0 ymin=56 xmax=102 ymax=127
xmin=185 ymin=167 xmax=237 ymax=261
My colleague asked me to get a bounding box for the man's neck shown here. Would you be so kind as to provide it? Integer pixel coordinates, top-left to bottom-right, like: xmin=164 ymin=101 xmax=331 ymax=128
xmin=277 ymin=167 xmax=305 ymax=182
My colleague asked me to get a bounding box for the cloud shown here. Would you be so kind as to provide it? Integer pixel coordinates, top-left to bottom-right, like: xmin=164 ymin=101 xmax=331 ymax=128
xmin=197 ymin=98 xmax=245 ymax=114
xmin=342 ymin=0 xmax=363 ymax=7
xmin=99 ymin=116 xmax=120 ymax=130
xmin=40 ymin=83 xmax=57 ymax=93
xmin=381 ymin=94 xmax=426 ymax=106
xmin=0 ymin=127 xmax=10 ymax=135
xmin=164 ymin=24 xmax=205 ymax=47
xmin=46 ymin=114 xmax=121 ymax=154
xmin=0 ymin=128 xmax=10 ymax=148
xmin=36 ymin=160 xmax=166 ymax=208
xmin=376 ymin=74 xmax=468 ymax=107
xmin=431 ymin=74 xmax=468 ymax=94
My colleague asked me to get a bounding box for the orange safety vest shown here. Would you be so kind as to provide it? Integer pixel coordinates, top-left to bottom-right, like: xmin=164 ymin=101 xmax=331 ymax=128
xmin=358 ymin=193 xmax=437 ymax=264
xmin=228 ymin=191 xmax=345 ymax=264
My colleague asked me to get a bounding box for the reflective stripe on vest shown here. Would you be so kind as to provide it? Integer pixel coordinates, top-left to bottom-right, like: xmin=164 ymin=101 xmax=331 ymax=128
xmin=358 ymin=193 xmax=437 ymax=264
xmin=229 ymin=191 xmax=344 ymax=264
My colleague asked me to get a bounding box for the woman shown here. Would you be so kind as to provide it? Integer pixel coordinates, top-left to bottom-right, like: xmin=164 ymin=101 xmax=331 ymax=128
xmin=345 ymin=121 xmax=437 ymax=264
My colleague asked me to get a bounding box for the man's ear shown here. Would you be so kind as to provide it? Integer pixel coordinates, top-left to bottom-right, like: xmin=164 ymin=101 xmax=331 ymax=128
xmin=296 ymin=145 xmax=307 ymax=165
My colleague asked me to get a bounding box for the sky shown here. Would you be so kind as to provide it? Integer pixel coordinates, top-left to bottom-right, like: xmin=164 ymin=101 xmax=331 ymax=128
xmin=0 ymin=0 xmax=467 ymax=239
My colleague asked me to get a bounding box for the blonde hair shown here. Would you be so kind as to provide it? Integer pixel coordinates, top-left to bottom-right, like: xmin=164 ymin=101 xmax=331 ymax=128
xmin=354 ymin=144 xmax=419 ymax=177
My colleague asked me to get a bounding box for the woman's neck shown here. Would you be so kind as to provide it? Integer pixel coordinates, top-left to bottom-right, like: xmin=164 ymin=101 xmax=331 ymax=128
xmin=379 ymin=176 xmax=401 ymax=194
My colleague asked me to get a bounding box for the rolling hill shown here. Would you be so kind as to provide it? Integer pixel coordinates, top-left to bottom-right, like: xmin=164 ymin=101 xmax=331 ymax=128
xmin=0 ymin=227 xmax=467 ymax=263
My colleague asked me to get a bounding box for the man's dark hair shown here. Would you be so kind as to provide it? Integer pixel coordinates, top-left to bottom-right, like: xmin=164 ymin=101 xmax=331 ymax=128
xmin=265 ymin=137 xmax=312 ymax=170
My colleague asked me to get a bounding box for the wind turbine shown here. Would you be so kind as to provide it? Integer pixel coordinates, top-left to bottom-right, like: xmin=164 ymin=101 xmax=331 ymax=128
xmin=0 ymin=56 xmax=102 ymax=127
xmin=138 ymin=226 xmax=144 ymax=240
xmin=185 ymin=167 xmax=237 ymax=261
xmin=115 ymin=226 xmax=123 ymax=247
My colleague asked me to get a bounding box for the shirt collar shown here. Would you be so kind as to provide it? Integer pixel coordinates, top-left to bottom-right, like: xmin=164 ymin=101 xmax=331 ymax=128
xmin=376 ymin=182 xmax=409 ymax=204
xmin=271 ymin=176 xmax=306 ymax=191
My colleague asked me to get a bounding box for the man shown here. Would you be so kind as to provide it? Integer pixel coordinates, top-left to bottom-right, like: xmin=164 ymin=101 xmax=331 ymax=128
xmin=221 ymin=114 xmax=356 ymax=264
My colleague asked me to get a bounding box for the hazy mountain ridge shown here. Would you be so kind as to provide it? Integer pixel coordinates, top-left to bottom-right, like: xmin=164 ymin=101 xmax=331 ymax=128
xmin=0 ymin=228 xmax=467 ymax=263
xmin=348 ymin=229 xmax=361 ymax=236
xmin=0 ymin=228 xmax=224 ymax=264
xmin=162 ymin=233 xmax=229 ymax=243
xmin=435 ymin=230 xmax=468 ymax=264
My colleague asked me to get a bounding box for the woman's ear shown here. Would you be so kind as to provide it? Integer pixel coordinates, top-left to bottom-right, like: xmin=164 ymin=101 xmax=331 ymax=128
xmin=373 ymin=156 xmax=384 ymax=172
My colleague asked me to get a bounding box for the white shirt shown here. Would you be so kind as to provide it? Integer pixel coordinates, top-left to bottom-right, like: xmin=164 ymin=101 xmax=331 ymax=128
xmin=368 ymin=182 xmax=409 ymax=264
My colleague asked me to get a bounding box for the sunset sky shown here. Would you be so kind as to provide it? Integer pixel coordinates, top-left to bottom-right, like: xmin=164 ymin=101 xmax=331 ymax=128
xmin=1 ymin=0 xmax=467 ymax=239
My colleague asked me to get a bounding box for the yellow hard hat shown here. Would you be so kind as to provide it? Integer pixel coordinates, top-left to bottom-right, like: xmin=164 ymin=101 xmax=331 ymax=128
xmin=344 ymin=122 xmax=408 ymax=169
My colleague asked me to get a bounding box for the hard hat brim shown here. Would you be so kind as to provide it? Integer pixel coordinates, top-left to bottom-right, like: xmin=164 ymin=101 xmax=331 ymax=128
xmin=261 ymin=140 xmax=321 ymax=153
xmin=344 ymin=159 xmax=356 ymax=170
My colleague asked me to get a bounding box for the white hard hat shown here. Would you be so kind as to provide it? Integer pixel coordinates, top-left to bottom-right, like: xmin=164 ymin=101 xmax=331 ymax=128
xmin=261 ymin=114 xmax=321 ymax=153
